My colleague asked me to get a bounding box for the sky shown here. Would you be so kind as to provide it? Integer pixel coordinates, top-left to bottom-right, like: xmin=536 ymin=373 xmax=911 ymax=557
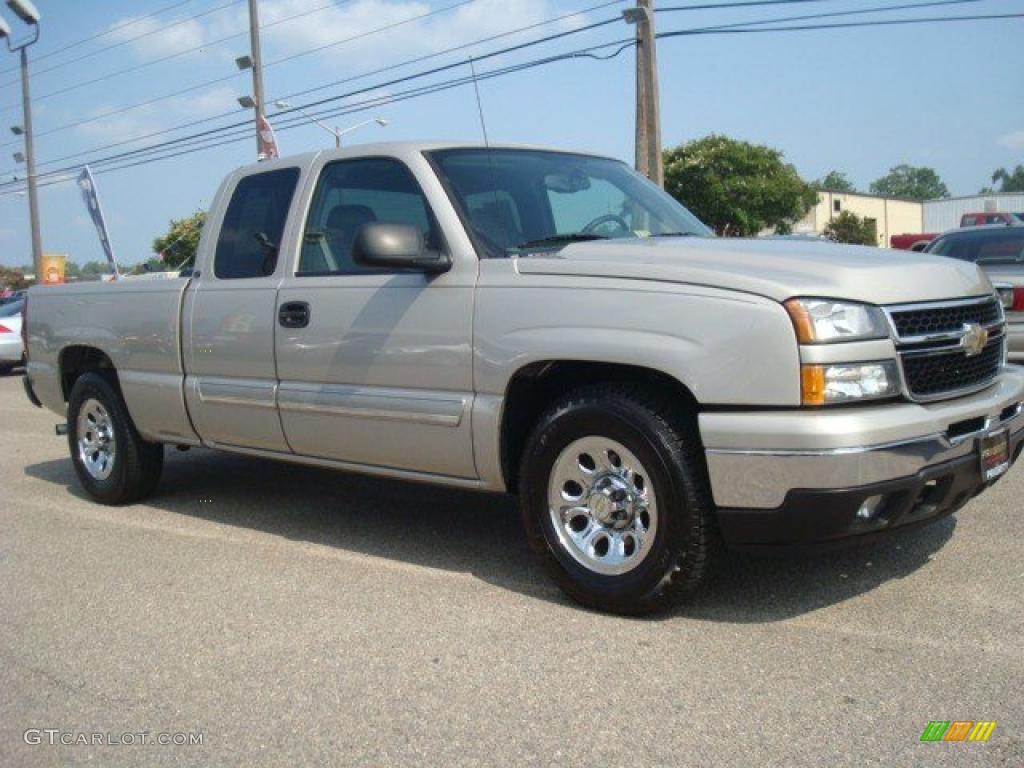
xmin=0 ymin=0 xmax=1021 ymax=268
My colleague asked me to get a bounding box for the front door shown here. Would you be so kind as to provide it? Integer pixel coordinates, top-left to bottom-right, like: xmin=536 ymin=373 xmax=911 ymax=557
xmin=274 ymin=155 xmax=477 ymax=478
xmin=184 ymin=165 xmax=301 ymax=452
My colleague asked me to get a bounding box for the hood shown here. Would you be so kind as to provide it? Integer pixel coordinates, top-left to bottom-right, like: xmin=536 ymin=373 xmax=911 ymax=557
xmin=514 ymin=237 xmax=992 ymax=305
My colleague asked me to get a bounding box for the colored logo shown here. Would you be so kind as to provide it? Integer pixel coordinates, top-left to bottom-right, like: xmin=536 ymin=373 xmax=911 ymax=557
xmin=961 ymin=323 xmax=989 ymax=357
xmin=920 ymin=721 xmax=997 ymax=742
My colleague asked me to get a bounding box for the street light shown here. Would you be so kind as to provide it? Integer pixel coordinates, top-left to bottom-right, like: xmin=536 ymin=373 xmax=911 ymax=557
xmin=10 ymin=124 xmax=23 ymax=135
xmin=7 ymin=0 xmax=39 ymax=24
xmin=1 ymin=0 xmax=42 ymax=279
xmin=13 ymin=151 xmax=23 ymax=162
xmin=274 ymin=100 xmax=388 ymax=148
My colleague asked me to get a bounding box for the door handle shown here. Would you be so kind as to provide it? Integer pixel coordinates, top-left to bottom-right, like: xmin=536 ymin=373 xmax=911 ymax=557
xmin=278 ymin=301 xmax=310 ymax=329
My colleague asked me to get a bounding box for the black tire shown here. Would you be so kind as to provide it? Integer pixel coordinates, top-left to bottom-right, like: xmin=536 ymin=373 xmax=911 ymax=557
xmin=518 ymin=383 xmax=719 ymax=615
xmin=67 ymin=372 xmax=164 ymax=504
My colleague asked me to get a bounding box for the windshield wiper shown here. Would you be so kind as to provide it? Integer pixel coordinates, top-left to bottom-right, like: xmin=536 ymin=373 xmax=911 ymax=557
xmin=513 ymin=233 xmax=609 ymax=250
xmin=649 ymin=231 xmax=701 ymax=238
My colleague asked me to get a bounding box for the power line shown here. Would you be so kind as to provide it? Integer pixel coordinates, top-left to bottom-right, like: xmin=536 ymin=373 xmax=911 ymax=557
xmin=34 ymin=17 xmax=624 ymax=178
xmin=0 ymin=0 xmax=244 ymax=87
xmin=0 ymin=0 xmax=198 ymax=77
xmin=0 ymin=1 xmax=622 ymax=157
xmin=8 ymin=1 xmax=624 ymax=176
xmin=2 ymin=7 xmax=1019 ymax=195
xmin=661 ymin=0 xmax=987 ymax=32
xmin=0 ymin=0 xmax=358 ymax=113
xmin=4 ymin=36 xmax=638 ymax=191
xmin=658 ymin=11 xmax=1024 ymax=38
xmin=658 ymin=0 xmax=832 ymax=11
xmin=0 ymin=0 xmax=481 ymax=149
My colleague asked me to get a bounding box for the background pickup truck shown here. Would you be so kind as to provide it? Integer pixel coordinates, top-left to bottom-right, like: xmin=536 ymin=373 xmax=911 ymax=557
xmin=23 ymin=142 xmax=1024 ymax=614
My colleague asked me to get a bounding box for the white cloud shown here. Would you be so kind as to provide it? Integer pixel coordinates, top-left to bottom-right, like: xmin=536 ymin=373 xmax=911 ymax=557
xmin=997 ymin=130 xmax=1024 ymax=151
xmin=107 ymin=13 xmax=210 ymax=58
xmin=80 ymin=1 xmax=588 ymax=145
xmin=257 ymin=0 xmax=577 ymax=64
xmin=76 ymin=86 xmax=238 ymax=145
xmin=107 ymin=0 xmax=584 ymax=76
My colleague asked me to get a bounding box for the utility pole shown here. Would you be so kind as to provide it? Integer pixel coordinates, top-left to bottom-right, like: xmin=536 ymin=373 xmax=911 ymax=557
xmin=1 ymin=2 xmax=43 ymax=279
xmin=19 ymin=45 xmax=41 ymax=277
xmin=246 ymin=0 xmax=266 ymax=155
xmin=626 ymin=0 xmax=663 ymax=187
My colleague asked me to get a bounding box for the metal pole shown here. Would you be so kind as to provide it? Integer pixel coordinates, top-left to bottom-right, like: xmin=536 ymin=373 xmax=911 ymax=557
xmin=634 ymin=0 xmax=663 ymax=187
xmin=20 ymin=45 xmax=42 ymax=278
xmin=247 ymin=0 xmax=266 ymax=154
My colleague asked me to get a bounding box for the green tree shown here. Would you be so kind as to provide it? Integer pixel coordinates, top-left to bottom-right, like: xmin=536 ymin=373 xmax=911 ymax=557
xmin=869 ymin=164 xmax=949 ymax=200
xmin=662 ymin=134 xmax=818 ymax=236
xmin=153 ymin=211 xmax=206 ymax=268
xmin=824 ymin=210 xmax=877 ymax=246
xmin=815 ymin=170 xmax=857 ymax=193
xmin=0 ymin=265 xmax=30 ymax=290
xmin=127 ymin=257 xmax=169 ymax=276
xmin=80 ymin=260 xmax=114 ymax=278
xmin=987 ymin=165 xmax=1024 ymax=193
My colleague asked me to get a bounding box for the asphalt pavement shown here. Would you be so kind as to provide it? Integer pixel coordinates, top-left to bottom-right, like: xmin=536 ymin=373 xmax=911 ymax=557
xmin=1 ymin=371 xmax=1022 ymax=767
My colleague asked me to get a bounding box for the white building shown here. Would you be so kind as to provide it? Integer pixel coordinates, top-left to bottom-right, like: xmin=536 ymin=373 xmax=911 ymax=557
xmin=923 ymin=193 xmax=1024 ymax=233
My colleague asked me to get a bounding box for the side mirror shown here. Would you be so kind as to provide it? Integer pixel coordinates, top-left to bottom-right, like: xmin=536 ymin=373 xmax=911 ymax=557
xmin=352 ymin=223 xmax=450 ymax=274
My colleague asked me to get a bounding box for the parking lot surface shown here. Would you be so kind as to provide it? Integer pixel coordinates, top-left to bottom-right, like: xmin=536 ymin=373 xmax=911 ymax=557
xmin=1 ymin=372 xmax=1022 ymax=767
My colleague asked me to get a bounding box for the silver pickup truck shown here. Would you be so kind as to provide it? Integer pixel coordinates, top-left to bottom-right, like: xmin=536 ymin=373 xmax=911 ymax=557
xmin=23 ymin=142 xmax=1024 ymax=614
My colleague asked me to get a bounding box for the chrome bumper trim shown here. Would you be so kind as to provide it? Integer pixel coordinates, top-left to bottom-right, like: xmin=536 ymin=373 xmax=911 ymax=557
xmin=703 ymin=378 xmax=1024 ymax=510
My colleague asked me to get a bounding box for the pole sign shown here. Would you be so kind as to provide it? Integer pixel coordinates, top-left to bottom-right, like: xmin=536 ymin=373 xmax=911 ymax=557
xmin=41 ymin=254 xmax=65 ymax=284
xmin=77 ymin=165 xmax=118 ymax=276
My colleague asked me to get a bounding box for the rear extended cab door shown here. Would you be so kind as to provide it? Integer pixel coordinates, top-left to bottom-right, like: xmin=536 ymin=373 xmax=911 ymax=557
xmin=182 ymin=159 xmax=309 ymax=451
xmin=272 ymin=147 xmax=479 ymax=478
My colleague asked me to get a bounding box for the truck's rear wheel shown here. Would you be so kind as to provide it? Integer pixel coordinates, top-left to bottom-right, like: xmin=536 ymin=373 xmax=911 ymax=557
xmin=518 ymin=384 xmax=718 ymax=615
xmin=68 ymin=372 xmax=163 ymax=504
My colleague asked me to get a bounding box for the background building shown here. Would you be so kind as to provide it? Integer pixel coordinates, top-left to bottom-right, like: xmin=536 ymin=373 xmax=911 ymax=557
xmin=923 ymin=193 xmax=1024 ymax=233
xmin=793 ymin=191 xmax=923 ymax=247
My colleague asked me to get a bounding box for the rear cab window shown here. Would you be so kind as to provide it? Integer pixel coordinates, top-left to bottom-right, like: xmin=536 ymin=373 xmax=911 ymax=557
xmin=214 ymin=167 xmax=300 ymax=279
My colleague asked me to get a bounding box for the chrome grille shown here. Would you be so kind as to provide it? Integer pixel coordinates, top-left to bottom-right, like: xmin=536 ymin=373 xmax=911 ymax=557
xmin=886 ymin=296 xmax=1005 ymax=402
xmin=899 ymin=333 xmax=1004 ymax=399
xmin=889 ymin=298 xmax=1002 ymax=338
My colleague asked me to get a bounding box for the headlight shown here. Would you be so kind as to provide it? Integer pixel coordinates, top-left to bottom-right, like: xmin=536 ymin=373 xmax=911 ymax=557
xmin=784 ymin=298 xmax=889 ymax=343
xmin=801 ymin=362 xmax=901 ymax=406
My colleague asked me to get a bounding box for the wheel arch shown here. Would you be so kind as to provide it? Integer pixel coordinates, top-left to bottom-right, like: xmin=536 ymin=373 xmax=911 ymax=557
xmin=59 ymin=345 xmax=119 ymax=401
xmin=499 ymin=360 xmax=699 ymax=492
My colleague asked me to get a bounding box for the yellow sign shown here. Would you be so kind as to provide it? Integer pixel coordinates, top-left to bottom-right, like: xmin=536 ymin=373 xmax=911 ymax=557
xmin=41 ymin=254 xmax=66 ymax=285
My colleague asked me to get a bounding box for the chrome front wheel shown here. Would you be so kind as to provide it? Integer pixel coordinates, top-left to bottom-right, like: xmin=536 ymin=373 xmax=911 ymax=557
xmin=76 ymin=397 xmax=117 ymax=481
xmin=547 ymin=436 xmax=658 ymax=576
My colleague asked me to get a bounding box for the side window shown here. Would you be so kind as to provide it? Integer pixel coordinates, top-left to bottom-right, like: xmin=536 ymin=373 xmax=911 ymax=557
xmin=298 ymin=158 xmax=440 ymax=275
xmin=214 ymin=168 xmax=300 ymax=279
xmin=962 ymin=216 xmax=976 ymax=226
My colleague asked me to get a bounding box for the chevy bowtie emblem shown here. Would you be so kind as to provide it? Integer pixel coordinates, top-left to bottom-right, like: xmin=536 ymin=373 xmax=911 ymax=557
xmin=961 ymin=323 xmax=989 ymax=357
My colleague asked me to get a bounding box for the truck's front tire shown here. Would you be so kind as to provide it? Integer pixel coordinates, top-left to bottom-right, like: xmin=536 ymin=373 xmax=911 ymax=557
xmin=518 ymin=384 xmax=718 ymax=615
xmin=68 ymin=372 xmax=164 ymax=504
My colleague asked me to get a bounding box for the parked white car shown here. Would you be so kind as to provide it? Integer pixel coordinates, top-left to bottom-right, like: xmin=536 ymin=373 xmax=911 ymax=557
xmin=0 ymin=297 xmax=24 ymax=373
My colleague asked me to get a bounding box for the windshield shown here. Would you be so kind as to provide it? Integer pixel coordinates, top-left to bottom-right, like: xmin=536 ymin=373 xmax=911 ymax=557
xmin=927 ymin=228 xmax=1024 ymax=264
xmin=428 ymin=148 xmax=711 ymax=256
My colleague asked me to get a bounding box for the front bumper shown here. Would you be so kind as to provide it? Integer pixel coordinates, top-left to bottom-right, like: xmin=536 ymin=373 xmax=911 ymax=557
xmin=701 ymin=367 xmax=1024 ymax=549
